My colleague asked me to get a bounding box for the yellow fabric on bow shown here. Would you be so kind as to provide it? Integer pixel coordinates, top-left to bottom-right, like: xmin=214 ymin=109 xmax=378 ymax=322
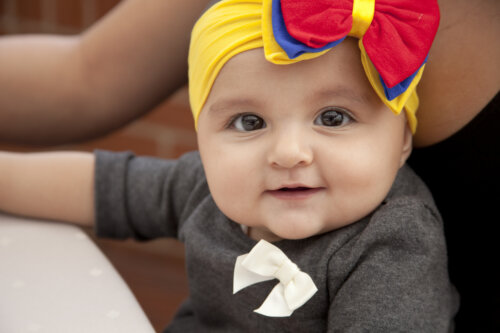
xmin=233 ymin=240 xmax=318 ymax=317
xmin=349 ymin=0 xmax=375 ymax=39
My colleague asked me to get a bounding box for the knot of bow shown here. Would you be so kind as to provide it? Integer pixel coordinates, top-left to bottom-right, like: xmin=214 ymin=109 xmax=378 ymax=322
xmin=233 ymin=240 xmax=318 ymax=317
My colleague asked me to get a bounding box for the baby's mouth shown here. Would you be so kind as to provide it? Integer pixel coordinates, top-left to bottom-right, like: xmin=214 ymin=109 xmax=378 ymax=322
xmin=279 ymin=187 xmax=311 ymax=192
xmin=267 ymin=186 xmax=323 ymax=200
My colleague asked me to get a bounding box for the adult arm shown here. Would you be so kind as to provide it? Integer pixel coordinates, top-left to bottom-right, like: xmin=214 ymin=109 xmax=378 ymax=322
xmin=415 ymin=0 xmax=500 ymax=146
xmin=0 ymin=151 xmax=95 ymax=227
xmin=0 ymin=0 xmax=213 ymax=145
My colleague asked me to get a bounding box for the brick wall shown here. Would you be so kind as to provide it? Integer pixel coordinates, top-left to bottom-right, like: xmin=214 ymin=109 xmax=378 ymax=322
xmin=0 ymin=0 xmax=197 ymax=158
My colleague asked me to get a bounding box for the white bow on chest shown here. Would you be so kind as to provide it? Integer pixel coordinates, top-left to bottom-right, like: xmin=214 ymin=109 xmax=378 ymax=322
xmin=233 ymin=239 xmax=318 ymax=317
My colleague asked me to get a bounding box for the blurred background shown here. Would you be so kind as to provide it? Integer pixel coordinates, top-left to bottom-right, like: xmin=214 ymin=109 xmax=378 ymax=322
xmin=0 ymin=0 xmax=197 ymax=156
xmin=0 ymin=0 xmax=196 ymax=330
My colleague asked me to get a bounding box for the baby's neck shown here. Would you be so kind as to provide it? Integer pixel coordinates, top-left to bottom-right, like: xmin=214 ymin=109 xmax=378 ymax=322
xmin=244 ymin=225 xmax=283 ymax=243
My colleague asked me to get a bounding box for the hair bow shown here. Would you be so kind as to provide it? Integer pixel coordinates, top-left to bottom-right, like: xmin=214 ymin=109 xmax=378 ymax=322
xmin=272 ymin=0 xmax=440 ymax=101
xmin=233 ymin=240 xmax=318 ymax=317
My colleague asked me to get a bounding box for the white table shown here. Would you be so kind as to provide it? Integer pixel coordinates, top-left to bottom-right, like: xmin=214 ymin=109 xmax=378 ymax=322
xmin=0 ymin=213 xmax=155 ymax=333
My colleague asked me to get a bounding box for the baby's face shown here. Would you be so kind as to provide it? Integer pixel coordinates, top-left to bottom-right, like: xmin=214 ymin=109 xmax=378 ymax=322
xmin=197 ymin=38 xmax=412 ymax=242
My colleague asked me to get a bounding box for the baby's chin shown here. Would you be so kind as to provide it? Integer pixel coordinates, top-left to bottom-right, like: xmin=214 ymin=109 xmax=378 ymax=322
xmin=247 ymin=224 xmax=327 ymax=243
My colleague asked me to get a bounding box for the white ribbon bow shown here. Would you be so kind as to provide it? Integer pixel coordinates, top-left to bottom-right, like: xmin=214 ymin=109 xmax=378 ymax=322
xmin=233 ymin=240 xmax=318 ymax=317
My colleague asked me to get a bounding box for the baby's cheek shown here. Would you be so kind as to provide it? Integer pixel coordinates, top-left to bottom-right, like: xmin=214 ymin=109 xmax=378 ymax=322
xmin=329 ymin=158 xmax=393 ymax=219
xmin=205 ymin=165 xmax=248 ymax=215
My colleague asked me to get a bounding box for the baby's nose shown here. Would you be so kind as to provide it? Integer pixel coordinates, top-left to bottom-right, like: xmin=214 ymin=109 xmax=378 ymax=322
xmin=267 ymin=129 xmax=313 ymax=169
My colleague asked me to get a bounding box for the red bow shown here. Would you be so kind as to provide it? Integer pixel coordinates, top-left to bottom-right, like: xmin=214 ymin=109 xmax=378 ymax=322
xmin=280 ymin=0 xmax=440 ymax=88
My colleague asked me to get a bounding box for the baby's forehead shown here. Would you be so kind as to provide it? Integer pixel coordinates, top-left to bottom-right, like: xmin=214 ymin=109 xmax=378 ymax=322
xmin=207 ymin=43 xmax=380 ymax=110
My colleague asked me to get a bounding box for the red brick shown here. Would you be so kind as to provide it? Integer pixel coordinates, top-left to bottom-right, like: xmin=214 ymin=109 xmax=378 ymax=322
xmin=15 ymin=21 xmax=48 ymax=34
xmin=56 ymin=0 xmax=83 ymax=29
xmin=144 ymin=87 xmax=195 ymax=131
xmin=73 ymin=129 xmax=159 ymax=156
xmin=170 ymin=142 xmax=198 ymax=158
xmin=144 ymin=102 xmax=195 ymax=131
xmin=16 ymin=0 xmax=42 ymax=21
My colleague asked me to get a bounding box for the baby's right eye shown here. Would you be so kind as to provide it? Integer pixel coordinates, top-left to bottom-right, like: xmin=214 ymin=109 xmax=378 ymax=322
xmin=229 ymin=114 xmax=266 ymax=131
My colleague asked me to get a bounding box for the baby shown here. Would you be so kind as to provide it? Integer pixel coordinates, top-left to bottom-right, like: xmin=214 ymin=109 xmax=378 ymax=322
xmin=0 ymin=0 xmax=458 ymax=331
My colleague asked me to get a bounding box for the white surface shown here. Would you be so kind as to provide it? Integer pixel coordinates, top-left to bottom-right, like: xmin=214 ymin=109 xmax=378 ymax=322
xmin=0 ymin=213 xmax=155 ymax=333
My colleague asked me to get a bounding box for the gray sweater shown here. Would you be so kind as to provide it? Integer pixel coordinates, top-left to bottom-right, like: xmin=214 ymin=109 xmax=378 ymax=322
xmin=95 ymin=150 xmax=458 ymax=332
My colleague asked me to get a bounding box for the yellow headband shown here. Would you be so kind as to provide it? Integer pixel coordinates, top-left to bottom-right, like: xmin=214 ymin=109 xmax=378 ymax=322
xmin=188 ymin=0 xmax=420 ymax=132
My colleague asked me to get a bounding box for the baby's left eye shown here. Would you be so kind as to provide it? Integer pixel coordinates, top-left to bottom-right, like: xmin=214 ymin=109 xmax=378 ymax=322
xmin=314 ymin=108 xmax=353 ymax=127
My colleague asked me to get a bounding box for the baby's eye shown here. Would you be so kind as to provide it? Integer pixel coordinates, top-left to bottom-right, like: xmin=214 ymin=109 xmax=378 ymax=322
xmin=314 ymin=108 xmax=352 ymax=127
xmin=229 ymin=113 xmax=266 ymax=131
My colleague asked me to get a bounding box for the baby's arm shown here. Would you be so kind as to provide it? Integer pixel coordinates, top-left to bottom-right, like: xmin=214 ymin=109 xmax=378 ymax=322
xmin=0 ymin=151 xmax=95 ymax=227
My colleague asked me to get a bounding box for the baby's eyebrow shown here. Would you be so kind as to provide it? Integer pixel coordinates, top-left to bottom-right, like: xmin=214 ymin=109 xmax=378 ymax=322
xmin=208 ymin=98 xmax=261 ymax=115
xmin=207 ymin=87 xmax=373 ymax=116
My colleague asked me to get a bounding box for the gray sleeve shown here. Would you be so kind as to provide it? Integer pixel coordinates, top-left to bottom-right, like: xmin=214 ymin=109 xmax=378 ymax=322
xmin=326 ymin=200 xmax=458 ymax=332
xmin=94 ymin=150 xmax=207 ymax=240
